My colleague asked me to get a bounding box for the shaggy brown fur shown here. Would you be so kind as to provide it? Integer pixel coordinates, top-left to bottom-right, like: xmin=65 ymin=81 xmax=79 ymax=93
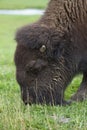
xmin=14 ymin=0 xmax=87 ymax=105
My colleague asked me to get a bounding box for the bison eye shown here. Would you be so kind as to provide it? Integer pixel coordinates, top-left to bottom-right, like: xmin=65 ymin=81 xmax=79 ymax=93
xmin=40 ymin=45 xmax=46 ymax=53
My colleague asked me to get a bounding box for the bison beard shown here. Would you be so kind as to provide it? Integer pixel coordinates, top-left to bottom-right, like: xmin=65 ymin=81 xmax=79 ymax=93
xmin=14 ymin=0 xmax=87 ymax=105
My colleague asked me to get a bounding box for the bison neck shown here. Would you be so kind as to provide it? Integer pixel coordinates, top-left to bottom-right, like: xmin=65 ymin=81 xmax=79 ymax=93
xmin=39 ymin=0 xmax=87 ymax=31
xmin=40 ymin=0 xmax=68 ymax=29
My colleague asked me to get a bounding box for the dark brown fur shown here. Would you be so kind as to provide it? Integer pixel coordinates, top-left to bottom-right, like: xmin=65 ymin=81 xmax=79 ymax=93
xmin=14 ymin=0 xmax=87 ymax=105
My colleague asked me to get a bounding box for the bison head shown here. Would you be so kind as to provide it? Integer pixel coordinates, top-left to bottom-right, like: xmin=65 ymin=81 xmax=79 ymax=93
xmin=15 ymin=24 xmax=72 ymax=105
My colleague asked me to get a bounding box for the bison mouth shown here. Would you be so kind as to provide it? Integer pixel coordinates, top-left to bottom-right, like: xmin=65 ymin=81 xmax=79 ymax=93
xmin=21 ymin=79 xmax=55 ymax=105
xmin=21 ymin=77 xmax=70 ymax=106
xmin=20 ymin=64 xmax=71 ymax=106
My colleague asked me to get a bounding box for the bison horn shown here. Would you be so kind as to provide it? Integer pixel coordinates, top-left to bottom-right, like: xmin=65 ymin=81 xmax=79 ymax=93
xmin=40 ymin=45 xmax=46 ymax=53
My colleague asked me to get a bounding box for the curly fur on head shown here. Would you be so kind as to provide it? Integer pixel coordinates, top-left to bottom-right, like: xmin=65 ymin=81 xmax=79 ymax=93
xmin=15 ymin=24 xmax=68 ymax=60
xmin=14 ymin=0 xmax=87 ymax=105
xmin=15 ymin=24 xmax=65 ymax=48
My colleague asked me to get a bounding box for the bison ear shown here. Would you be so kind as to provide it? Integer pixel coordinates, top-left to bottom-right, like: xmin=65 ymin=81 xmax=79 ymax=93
xmin=49 ymin=29 xmax=69 ymax=60
xmin=52 ymin=34 xmax=71 ymax=60
xmin=52 ymin=43 xmax=65 ymax=59
xmin=46 ymin=42 xmax=65 ymax=61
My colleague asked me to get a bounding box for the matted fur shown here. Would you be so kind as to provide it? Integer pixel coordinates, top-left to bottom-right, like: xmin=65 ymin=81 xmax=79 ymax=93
xmin=15 ymin=0 xmax=87 ymax=105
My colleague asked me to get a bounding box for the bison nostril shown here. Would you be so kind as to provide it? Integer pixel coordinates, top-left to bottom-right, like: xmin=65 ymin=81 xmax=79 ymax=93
xmin=24 ymin=101 xmax=28 ymax=105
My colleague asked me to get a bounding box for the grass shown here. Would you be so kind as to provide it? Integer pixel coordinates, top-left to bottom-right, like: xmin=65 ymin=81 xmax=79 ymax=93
xmin=0 ymin=15 xmax=87 ymax=130
xmin=0 ymin=0 xmax=48 ymax=9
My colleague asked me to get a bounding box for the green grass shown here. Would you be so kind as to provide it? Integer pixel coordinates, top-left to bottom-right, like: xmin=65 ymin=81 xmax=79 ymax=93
xmin=0 ymin=15 xmax=87 ymax=130
xmin=0 ymin=0 xmax=48 ymax=9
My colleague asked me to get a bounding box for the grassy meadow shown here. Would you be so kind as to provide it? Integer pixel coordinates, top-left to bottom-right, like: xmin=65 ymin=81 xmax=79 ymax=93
xmin=0 ymin=0 xmax=48 ymax=9
xmin=0 ymin=14 xmax=87 ymax=130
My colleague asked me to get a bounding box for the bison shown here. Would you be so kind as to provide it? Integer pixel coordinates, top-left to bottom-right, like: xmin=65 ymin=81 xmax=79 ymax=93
xmin=14 ymin=0 xmax=87 ymax=105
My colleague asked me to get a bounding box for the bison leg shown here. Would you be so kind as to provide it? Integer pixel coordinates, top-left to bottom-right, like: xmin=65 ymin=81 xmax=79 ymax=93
xmin=71 ymin=73 xmax=87 ymax=101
